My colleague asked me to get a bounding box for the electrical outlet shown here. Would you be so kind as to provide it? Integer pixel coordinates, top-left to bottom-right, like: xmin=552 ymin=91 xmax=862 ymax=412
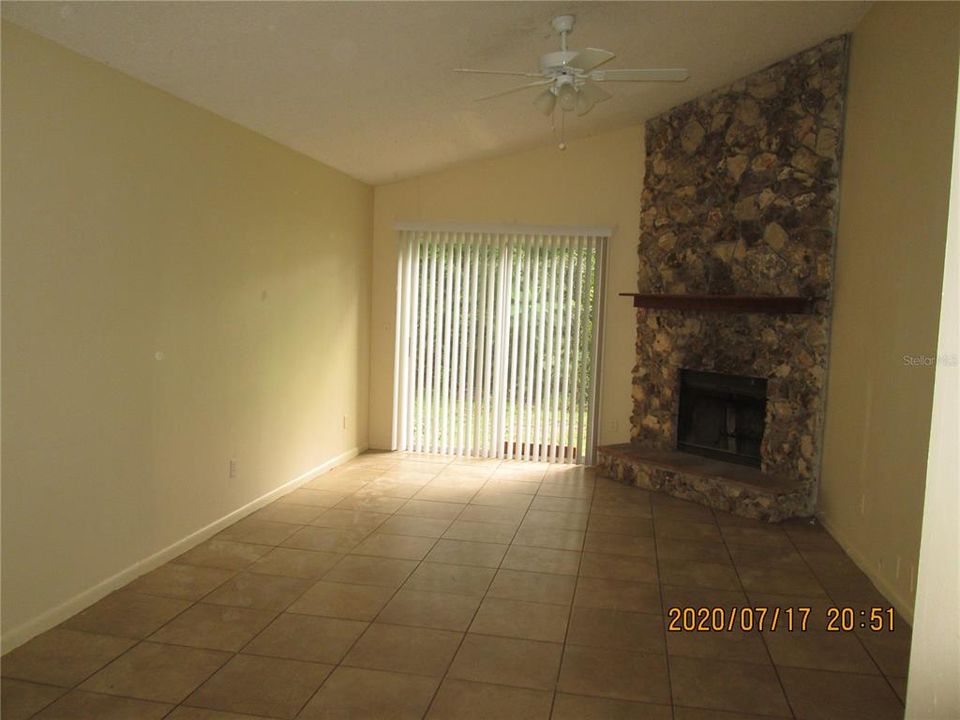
xmin=229 ymin=459 xmax=238 ymax=479
xmin=342 ymin=415 xmax=348 ymax=430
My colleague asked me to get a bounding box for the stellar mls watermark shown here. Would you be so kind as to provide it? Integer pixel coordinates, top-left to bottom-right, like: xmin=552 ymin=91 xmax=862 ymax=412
xmin=902 ymin=353 xmax=959 ymax=368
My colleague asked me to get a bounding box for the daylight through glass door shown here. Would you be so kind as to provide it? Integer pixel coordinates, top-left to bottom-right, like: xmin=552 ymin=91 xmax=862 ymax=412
xmin=392 ymin=225 xmax=608 ymax=464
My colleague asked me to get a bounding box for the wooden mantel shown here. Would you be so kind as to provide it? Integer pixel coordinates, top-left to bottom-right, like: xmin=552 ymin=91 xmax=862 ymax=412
xmin=619 ymin=293 xmax=817 ymax=314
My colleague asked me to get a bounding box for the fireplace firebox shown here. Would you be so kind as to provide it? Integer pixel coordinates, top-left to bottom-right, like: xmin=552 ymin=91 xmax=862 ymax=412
xmin=677 ymin=369 xmax=767 ymax=468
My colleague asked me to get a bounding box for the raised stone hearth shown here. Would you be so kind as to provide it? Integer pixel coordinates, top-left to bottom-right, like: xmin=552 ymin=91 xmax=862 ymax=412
xmin=597 ymin=444 xmax=806 ymax=522
xmin=601 ymin=36 xmax=850 ymax=521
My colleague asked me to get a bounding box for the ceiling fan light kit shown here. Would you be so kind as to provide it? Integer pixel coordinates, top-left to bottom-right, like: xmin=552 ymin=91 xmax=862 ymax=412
xmin=556 ymin=79 xmax=579 ymax=112
xmin=534 ymin=88 xmax=557 ymax=116
xmin=455 ymin=14 xmax=690 ymax=149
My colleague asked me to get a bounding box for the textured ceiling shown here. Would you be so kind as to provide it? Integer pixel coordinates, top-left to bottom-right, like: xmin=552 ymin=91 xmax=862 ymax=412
xmin=2 ymin=1 xmax=869 ymax=184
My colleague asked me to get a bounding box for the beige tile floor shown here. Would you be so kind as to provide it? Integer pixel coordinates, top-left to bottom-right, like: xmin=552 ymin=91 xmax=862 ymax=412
xmin=1 ymin=453 xmax=911 ymax=719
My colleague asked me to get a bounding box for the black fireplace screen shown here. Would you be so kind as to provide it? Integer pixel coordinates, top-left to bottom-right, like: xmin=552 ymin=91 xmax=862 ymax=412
xmin=676 ymin=369 xmax=767 ymax=468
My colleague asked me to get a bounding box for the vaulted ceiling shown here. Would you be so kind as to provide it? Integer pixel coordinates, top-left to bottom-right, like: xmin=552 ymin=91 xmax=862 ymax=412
xmin=2 ymin=2 xmax=869 ymax=184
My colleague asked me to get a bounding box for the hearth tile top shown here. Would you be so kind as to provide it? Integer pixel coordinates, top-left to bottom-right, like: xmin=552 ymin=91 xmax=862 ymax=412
xmin=598 ymin=445 xmax=801 ymax=495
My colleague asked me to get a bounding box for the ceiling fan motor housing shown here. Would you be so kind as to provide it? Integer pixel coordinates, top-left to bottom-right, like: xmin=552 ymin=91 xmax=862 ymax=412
xmin=540 ymin=50 xmax=580 ymax=74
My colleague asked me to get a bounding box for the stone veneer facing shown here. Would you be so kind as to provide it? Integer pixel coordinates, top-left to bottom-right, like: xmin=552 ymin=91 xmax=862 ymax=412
xmin=596 ymin=447 xmax=813 ymax=523
xmin=617 ymin=36 xmax=850 ymax=519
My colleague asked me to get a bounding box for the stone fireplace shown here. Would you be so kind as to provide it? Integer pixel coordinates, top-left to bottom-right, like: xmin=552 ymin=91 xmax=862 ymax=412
xmin=597 ymin=36 xmax=849 ymax=521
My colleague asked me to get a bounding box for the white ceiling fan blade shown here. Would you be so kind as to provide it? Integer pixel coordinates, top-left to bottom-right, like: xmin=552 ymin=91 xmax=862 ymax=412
xmin=454 ymin=68 xmax=543 ymax=78
xmin=475 ymin=79 xmax=553 ymax=102
xmin=591 ymin=68 xmax=690 ymax=82
xmin=576 ymin=81 xmax=612 ymax=116
xmin=580 ymin=81 xmax=612 ymax=104
xmin=566 ymin=48 xmax=615 ymax=72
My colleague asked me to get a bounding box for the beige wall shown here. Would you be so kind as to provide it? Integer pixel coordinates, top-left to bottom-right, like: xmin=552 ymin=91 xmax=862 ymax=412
xmin=1 ymin=23 xmax=372 ymax=648
xmin=369 ymin=126 xmax=644 ymax=452
xmin=819 ymin=2 xmax=960 ymax=621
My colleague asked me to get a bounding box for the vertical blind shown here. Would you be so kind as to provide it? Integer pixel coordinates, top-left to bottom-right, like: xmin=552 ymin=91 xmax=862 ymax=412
xmin=392 ymin=224 xmax=609 ymax=464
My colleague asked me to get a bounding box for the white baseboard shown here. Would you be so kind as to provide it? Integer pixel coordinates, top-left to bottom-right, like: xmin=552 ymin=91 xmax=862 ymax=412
xmin=0 ymin=446 xmax=365 ymax=654
xmin=816 ymin=511 xmax=915 ymax=625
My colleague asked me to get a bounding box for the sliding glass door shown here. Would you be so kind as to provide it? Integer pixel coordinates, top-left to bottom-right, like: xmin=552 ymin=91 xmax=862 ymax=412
xmin=392 ymin=225 xmax=608 ymax=464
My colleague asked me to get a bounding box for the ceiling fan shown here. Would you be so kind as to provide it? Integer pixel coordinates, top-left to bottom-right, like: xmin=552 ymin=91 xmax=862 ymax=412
xmin=455 ymin=14 xmax=689 ymax=146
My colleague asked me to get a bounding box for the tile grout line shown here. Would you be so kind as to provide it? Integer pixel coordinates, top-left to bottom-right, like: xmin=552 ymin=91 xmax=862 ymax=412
xmin=281 ymin=455 xmax=522 ymax=718
xmin=170 ymin=458 xmax=408 ymax=715
xmin=784 ymin=525 xmax=907 ymax=708
xmin=545 ymin=464 xmax=596 ymax=719
xmin=16 ymin=578 xmax=260 ymax=718
xmin=419 ymin=460 xmax=551 ymax=718
xmin=168 ymin=462 xmax=394 ymax=715
xmin=21 ymin=567 xmax=242 ymax=719
xmin=279 ymin=456 xmax=459 ymax=719
xmin=651 ymin=493 xmax=680 ymax=720
xmin=719 ymin=511 xmax=799 ymax=719
xmin=165 ymin=459 xmax=402 ymax=719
